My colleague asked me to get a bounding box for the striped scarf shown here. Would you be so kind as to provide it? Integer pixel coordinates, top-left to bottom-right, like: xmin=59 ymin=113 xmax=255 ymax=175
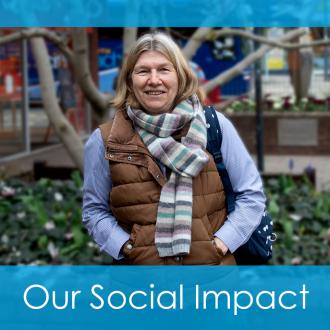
xmin=127 ymin=95 xmax=209 ymax=257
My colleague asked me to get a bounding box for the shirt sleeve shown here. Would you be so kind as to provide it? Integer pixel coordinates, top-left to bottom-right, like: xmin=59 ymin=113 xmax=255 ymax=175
xmin=82 ymin=128 xmax=130 ymax=260
xmin=213 ymin=112 xmax=266 ymax=253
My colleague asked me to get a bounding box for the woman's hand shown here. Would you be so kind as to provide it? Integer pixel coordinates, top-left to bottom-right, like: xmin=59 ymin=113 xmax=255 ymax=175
xmin=121 ymin=240 xmax=133 ymax=258
xmin=213 ymin=237 xmax=229 ymax=256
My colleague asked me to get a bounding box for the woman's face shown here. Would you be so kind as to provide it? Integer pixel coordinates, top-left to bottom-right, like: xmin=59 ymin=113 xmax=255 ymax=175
xmin=131 ymin=50 xmax=179 ymax=115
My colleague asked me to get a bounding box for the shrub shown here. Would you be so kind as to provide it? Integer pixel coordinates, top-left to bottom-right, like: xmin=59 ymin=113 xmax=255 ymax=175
xmin=1 ymin=173 xmax=329 ymax=265
xmin=265 ymin=175 xmax=330 ymax=265
xmin=0 ymin=172 xmax=112 ymax=265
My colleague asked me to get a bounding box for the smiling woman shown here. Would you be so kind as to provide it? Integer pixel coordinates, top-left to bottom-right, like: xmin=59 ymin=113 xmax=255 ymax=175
xmin=82 ymin=32 xmax=266 ymax=265
xmin=131 ymin=51 xmax=178 ymax=115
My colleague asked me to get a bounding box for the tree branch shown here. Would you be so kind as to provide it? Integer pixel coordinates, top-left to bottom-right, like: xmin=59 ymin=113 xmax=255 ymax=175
xmin=0 ymin=28 xmax=111 ymax=118
xmin=203 ymin=28 xmax=307 ymax=94
xmin=182 ymin=28 xmax=213 ymax=60
xmin=71 ymin=28 xmax=111 ymax=118
xmin=30 ymin=37 xmax=84 ymax=172
xmin=0 ymin=28 xmax=74 ymax=64
xmin=211 ymin=28 xmax=330 ymax=49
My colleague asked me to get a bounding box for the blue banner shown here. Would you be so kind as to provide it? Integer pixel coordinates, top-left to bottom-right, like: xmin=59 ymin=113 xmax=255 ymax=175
xmin=0 ymin=0 xmax=329 ymax=27
xmin=0 ymin=266 xmax=329 ymax=329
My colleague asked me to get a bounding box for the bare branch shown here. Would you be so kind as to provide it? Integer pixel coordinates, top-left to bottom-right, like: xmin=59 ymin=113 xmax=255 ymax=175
xmin=0 ymin=28 xmax=111 ymax=118
xmin=291 ymin=39 xmax=330 ymax=49
xmin=182 ymin=28 xmax=212 ymax=60
xmin=203 ymin=28 xmax=306 ymax=94
xmin=173 ymin=28 xmax=328 ymax=51
xmin=30 ymin=37 xmax=84 ymax=172
xmin=211 ymin=28 xmax=330 ymax=49
xmin=0 ymin=28 xmax=74 ymax=64
xmin=71 ymin=29 xmax=111 ymax=117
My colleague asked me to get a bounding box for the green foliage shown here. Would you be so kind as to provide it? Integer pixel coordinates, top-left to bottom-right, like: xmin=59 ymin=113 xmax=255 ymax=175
xmin=265 ymin=176 xmax=330 ymax=265
xmin=0 ymin=172 xmax=112 ymax=265
xmin=1 ymin=172 xmax=329 ymax=265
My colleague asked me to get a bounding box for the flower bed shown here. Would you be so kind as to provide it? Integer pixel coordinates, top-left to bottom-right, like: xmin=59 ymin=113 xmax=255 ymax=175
xmin=225 ymin=95 xmax=330 ymax=113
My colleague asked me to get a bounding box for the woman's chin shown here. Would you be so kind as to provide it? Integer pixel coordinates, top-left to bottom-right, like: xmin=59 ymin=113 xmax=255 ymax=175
xmin=143 ymin=104 xmax=169 ymax=115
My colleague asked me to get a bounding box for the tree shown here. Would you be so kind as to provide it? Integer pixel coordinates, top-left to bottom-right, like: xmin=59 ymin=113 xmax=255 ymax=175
xmin=1 ymin=27 xmax=329 ymax=171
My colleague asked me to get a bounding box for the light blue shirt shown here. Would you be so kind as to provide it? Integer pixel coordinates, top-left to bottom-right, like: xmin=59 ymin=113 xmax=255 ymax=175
xmin=82 ymin=112 xmax=266 ymax=260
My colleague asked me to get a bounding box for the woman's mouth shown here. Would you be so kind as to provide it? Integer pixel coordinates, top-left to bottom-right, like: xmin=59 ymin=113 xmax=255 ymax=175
xmin=144 ymin=91 xmax=165 ymax=96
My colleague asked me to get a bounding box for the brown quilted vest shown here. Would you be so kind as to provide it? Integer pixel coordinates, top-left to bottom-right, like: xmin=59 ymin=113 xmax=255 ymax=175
xmin=100 ymin=109 xmax=236 ymax=265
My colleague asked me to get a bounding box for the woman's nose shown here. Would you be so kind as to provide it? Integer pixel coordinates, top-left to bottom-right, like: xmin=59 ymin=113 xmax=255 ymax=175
xmin=148 ymin=70 xmax=161 ymax=85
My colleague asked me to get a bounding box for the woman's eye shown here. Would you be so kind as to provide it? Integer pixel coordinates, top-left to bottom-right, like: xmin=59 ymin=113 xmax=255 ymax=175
xmin=160 ymin=68 xmax=169 ymax=72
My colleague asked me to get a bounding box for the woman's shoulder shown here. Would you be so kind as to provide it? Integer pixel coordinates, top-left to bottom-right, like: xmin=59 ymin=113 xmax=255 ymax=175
xmin=85 ymin=119 xmax=115 ymax=148
xmin=204 ymin=106 xmax=231 ymax=134
xmin=214 ymin=110 xmax=227 ymax=123
xmin=85 ymin=128 xmax=103 ymax=149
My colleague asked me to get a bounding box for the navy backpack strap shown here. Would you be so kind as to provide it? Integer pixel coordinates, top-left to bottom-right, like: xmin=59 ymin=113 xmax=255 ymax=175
xmin=204 ymin=105 xmax=274 ymax=264
xmin=204 ymin=105 xmax=236 ymax=214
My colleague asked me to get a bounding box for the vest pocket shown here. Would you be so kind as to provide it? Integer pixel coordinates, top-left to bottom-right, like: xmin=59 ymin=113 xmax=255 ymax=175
xmin=125 ymin=224 xmax=164 ymax=265
xmin=121 ymin=224 xmax=140 ymax=263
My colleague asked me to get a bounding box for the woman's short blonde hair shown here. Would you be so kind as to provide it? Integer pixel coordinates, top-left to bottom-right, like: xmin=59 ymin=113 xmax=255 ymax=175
xmin=112 ymin=31 xmax=205 ymax=111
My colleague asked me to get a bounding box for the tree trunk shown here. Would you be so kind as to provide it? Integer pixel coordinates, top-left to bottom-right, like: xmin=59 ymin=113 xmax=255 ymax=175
xmin=288 ymin=48 xmax=313 ymax=101
xmin=123 ymin=28 xmax=138 ymax=58
xmin=31 ymin=37 xmax=84 ymax=172
xmin=71 ymin=29 xmax=110 ymax=119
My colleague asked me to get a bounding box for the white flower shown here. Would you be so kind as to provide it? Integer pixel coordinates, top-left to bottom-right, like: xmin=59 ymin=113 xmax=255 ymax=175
xmin=1 ymin=186 xmax=15 ymax=197
xmin=44 ymin=221 xmax=55 ymax=231
xmin=292 ymin=235 xmax=300 ymax=242
xmin=15 ymin=251 xmax=21 ymax=257
xmin=291 ymin=256 xmax=302 ymax=265
xmin=88 ymin=242 xmax=97 ymax=248
xmin=1 ymin=235 xmax=9 ymax=244
xmin=54 ymin=192 xmax=63 ymax=202
xmin=65 ymin=232 xmax=73 ymax=240
xmin=287 ymin=98 xmax=294 ymax=105
xmin=16 ymin=212 xmax=26 ymax=219
xmin=225 ymin=107 xmax=234 ymax=114
xmin=273 ymin=102 xmax=282 ymax=110
xmin=289 ymin=213 xmax=302 ymax=222
xmin=246 ymin=99 xmax=254 ymax=106
xmin=47 ymin=242 xmax=59 ymax=259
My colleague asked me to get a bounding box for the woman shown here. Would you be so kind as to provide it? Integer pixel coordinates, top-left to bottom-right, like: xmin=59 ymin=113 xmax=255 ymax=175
xmin=83 ymin=32 xmax=266 ymax=265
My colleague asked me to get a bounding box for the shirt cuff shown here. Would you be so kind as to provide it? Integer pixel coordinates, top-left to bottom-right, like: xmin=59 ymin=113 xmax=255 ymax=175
xmin=101 ymin=224 xmax=130 ymax=260
xmin=214 ymin=221 xmax=246 ymax=253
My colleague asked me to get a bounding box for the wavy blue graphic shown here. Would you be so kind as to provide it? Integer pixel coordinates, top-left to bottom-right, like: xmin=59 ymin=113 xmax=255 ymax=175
xmin=0 ymin=0 xmax=328 ymax=26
